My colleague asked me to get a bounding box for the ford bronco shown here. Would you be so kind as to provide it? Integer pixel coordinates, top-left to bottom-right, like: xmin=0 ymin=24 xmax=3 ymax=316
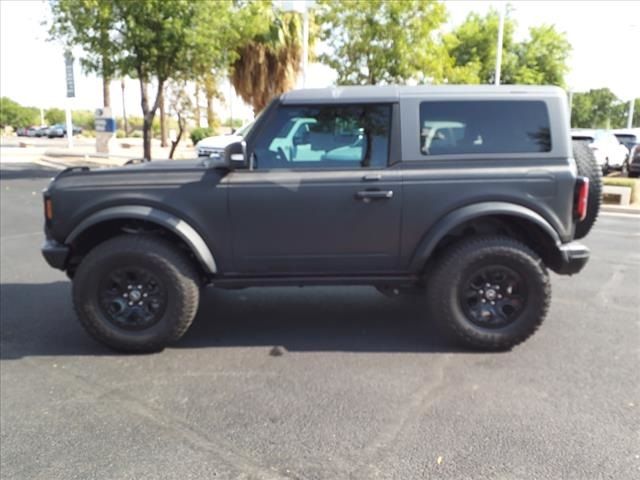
xmin=41 ymin=85 xmax=602 ymax=352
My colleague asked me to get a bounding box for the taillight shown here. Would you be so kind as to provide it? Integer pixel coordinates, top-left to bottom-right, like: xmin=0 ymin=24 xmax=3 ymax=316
xmin=574 ymin=177 xmax=589 ymax=222
xmin=44 ymin=197 xmax=53 ymax=221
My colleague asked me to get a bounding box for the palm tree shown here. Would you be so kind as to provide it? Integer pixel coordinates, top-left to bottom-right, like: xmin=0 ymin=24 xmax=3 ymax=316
xmin=230 ymin=11 xmax=303 ymax=114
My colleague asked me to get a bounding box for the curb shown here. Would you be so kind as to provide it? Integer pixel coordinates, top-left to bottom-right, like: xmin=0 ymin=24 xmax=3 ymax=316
xmin=35 ymin=155 xmax=121 ymax=170
xmin=44 ymin=149 xmax=132 ymax=160
xmin=601 ymin=204 xmax=640 ymax=215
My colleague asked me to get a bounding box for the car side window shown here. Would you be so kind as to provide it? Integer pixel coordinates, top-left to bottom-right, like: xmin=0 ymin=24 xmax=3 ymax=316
xmin=251 ymin=104 xmax=391 ymax=170
xmin=419 ymin=100 xmax=551 ymax=155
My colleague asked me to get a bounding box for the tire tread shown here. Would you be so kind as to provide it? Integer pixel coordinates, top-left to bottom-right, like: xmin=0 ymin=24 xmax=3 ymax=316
xmin=427 ymin=235 xmax=551 ymax=350
xmin=72 ymin=235 xmax=200 ymax=352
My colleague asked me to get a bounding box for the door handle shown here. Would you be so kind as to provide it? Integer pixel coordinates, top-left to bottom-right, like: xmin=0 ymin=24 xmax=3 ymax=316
xmin=362 ymin=174 xmax=382 ymax=181
xmin=355 ymin=190 xmax=394 ymax=200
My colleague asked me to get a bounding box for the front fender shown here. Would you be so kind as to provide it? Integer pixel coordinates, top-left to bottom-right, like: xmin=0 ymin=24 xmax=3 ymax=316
xmin=66 ymin=205 xmax=217 ymax=274
xmin=408 ymin=202 xmax=561 ymax=271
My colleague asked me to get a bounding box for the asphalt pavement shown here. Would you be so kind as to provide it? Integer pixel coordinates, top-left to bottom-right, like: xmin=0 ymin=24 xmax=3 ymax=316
xmin=1 ymin=163 xmax=639 ymax=480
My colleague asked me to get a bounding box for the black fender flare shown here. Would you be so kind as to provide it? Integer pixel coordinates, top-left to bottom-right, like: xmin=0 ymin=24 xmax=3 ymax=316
xmin=66 ymin=206 xmax=217 ymax=274
xmin=409 ymin=202 xmax=561 ymax=271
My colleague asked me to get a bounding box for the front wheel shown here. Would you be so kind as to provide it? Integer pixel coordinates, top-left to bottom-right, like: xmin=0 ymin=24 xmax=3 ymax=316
xmin=427 ymin=236 xmax=550 ymax=351
xmin=72 ymin=235 xmax=201 ymax=353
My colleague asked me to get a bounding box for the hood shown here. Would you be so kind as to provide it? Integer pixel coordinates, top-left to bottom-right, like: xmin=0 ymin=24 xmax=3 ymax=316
xmin=197 ymin=134 xmax=243 ymax=149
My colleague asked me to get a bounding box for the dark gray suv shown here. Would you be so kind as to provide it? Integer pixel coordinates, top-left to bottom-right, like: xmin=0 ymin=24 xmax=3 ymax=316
xmin=42 ymin=85 xmax=601 ymax=353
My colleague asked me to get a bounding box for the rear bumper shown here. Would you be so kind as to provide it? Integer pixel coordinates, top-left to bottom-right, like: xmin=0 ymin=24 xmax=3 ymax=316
xmin=556 ymin=241 xmax=590 ymax=275
xmin=41 ymin=239 xmax=70 ymax=270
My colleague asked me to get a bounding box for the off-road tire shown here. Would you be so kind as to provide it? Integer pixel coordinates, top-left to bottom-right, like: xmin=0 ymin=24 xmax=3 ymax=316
xmin=572 ymin=140 xmax=602 ymax=239
xmin=72 ymin=235 xmax=200 ymax=353
xmin=427 ymin=236 xmax=551 ymax=351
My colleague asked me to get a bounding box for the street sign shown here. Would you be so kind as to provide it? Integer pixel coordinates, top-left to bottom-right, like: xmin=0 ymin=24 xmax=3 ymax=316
xmin=64 ymin=51 xmax=75 ymax=98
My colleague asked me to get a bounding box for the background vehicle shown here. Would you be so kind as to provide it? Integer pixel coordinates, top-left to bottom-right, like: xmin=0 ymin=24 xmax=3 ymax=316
xmin=571 ymin=129 xmax=628 ymax=174
xmin=196 ymin=121 xmax=253 ymax=158
xmin=47 ymin=123 xmax=82 ymax=138
xmin=628 ymin=144 xmax=640 ymax=177
xmin=26 ymin=126 xmax=39 ymax=137
xmin=42 ymin=85 xmax=598 ymax=354
xmin=34 ymin=126 xmax=49 ymax=137
xmin=612 ymin=128 xmax=640 ymax=176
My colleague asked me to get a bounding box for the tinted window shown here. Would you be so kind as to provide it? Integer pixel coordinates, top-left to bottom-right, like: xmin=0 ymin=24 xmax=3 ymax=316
xmin=252 ymin=105 xmax=391 ymax=169
xmin=419 ymin=101 xmax=551 ymax=155
xmin=572 ymin=135 xmax=594 ymax=142
xmin=614 ymin=134 xmax=638 ymax=148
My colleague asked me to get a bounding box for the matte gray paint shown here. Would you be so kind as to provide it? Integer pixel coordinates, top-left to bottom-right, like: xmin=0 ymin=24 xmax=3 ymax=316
xmin=44 ymin=86 xmax=585 ymax=279
xmin=66 ymin=205 xmax=218 ymax=273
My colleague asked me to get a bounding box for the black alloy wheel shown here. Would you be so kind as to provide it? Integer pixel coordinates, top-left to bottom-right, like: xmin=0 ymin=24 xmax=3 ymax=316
xmin=98 ymin=267 xmax=168 ymax=331
xmin=460 ymin=265 xmax=526 ymax=329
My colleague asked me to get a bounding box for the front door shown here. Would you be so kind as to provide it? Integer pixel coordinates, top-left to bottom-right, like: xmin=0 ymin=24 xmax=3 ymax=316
xmin=227 ymin=103 xmax=402 ymax=275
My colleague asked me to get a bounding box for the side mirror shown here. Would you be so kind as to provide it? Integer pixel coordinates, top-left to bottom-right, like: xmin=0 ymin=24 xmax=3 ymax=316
xmin=222 ymin=141 xmax=247 ymax=169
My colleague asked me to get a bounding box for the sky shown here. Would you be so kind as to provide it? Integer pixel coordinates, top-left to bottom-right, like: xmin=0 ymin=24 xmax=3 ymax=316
xmin=1 ymin=0 xmax=639 ymax=124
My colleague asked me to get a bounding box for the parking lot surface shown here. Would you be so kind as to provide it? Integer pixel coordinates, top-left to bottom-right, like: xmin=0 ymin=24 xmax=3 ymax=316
xmin=1 ymin=163 xmax=639 ymax=479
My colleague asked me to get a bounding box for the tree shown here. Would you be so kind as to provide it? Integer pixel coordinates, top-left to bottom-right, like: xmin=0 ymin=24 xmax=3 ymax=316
xmin=49 ymin=0 xmax=232 ymax=159
xmin=230 ymin=5 xmax=305 ymax=113
xmin=45 ymin=108 xmax=65 ymax=125
xmin=610 ymin=98 xmax=640 ymax=128
xmin=49 ymin=0 xmax=116 ymax=107
xmin=0 ymin=97 xmax=39 ymax=128
xmin=446 ymin=9 xmax=571 ymax=86
xmin=316 ymin=0 xmax=450 ymax=85
xmin=571 ymin=88 xmax=632 ymax=129
xmin=165 ymin=81 xmax=193 ymax=159
xmin=201 ymin=72 xmax=222 ymax=130
xmin=445 ymin=9 xmax=517 ymax=85
xmin=511 ymin=25 xmax=571 ymax=85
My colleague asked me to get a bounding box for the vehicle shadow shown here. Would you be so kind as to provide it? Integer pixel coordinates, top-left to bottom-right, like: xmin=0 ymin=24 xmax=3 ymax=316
xmin=0 ymin=281 xmax=466 ymax=359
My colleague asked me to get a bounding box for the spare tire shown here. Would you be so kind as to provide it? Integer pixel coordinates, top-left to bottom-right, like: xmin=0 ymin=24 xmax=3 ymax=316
xmin=572 ymin=140 xmax=602 ymax=239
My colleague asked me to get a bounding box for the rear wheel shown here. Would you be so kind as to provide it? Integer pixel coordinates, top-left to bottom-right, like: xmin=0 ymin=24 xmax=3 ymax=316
xmin=72 ymin=235 xmax=200 ymax=353
xmin=572 ymin=140 xmax=602 ymax=240
xmin=427 ymin=236 xmax=550 ymax=351
xmin=622 ymin=160 xmax=629 ymax=177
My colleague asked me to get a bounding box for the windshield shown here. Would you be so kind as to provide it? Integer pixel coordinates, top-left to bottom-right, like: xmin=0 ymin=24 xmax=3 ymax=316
xmin=236 ymin=121 xmax=254 ymax=137
xmin=614 ymin=134 xmax=638 ymax=147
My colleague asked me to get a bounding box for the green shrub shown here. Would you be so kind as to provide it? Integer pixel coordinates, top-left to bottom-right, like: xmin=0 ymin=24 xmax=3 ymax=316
xmin=131 ymin=131 xmax=142 ymax=138
xmin=115 ymin=129 xmax=126 ymax=138
xmin=190 ymin=127 xmax=214 ymax=145
xmin=72 ymin=110 xmax=95 ymax=130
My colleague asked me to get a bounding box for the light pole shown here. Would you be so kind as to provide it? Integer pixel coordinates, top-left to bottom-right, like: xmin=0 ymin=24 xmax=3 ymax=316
xmin=121 ymin=79 xmax=129 ymax=136
xmin=568 ymin=89 xmax=574 ymax=125
xmin=627 ymin=99 xmax=635 ymax=129
xmin=494 ymin=2 xmax=505 ymax=85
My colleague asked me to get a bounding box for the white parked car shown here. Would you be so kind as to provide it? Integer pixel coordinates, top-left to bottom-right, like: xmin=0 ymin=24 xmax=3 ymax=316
xmin=571 ymin=129 xmax=628 ymax=174
xmin=196 ymin=122 xmax=254 ymax=158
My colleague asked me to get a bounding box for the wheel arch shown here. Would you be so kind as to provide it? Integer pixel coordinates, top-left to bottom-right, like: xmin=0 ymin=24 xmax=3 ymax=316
xmin=66 ymin=206 xmax=217 ymax=274
xmin=410 ymin=202 xmax=562 ymax=272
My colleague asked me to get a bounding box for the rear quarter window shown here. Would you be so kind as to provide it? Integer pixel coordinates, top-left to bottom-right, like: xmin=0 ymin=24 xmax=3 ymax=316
xmin=419 ymin=100 xmax=551 ymax=155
